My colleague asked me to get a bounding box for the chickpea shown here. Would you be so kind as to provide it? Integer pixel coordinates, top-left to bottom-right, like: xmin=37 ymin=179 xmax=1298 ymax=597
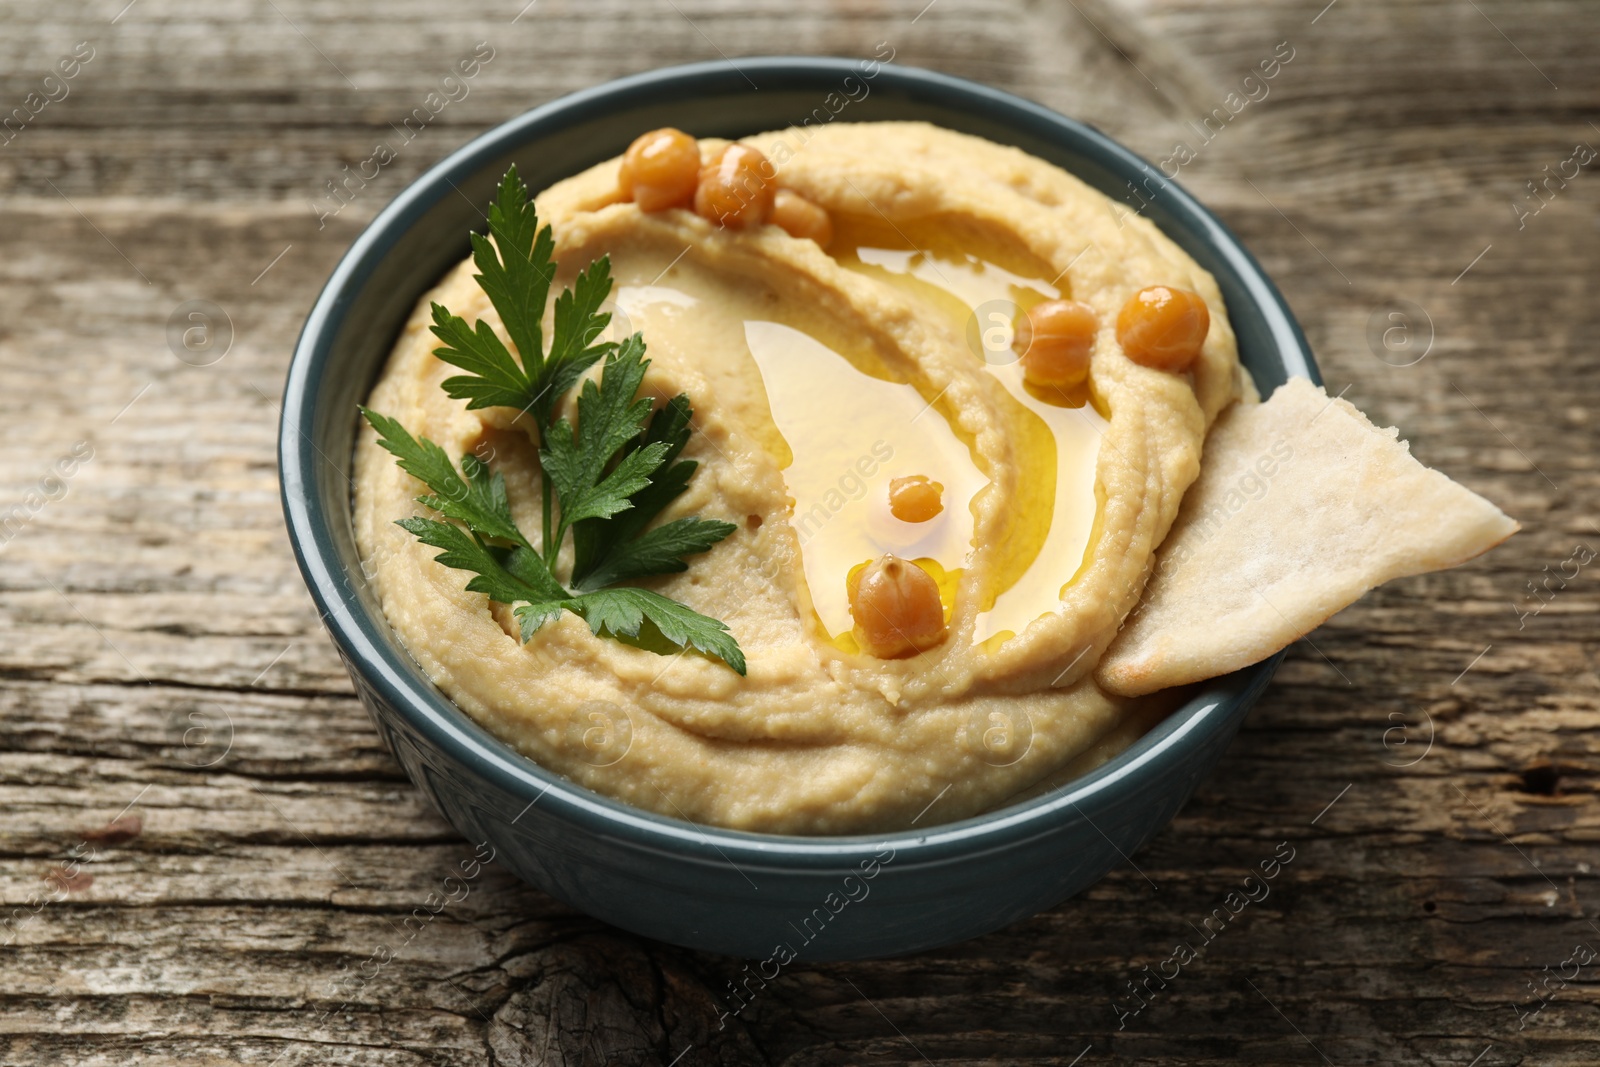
xmin=771 ymin=188 xmax=834 ymax=248
xmin=694 ymin=143 xmax=776 ymax=229
xmin=1115 ymin=285 xmax=1210 ymax=373
xmin=849 ymin=553 xmax=947 ymax=658
xmin=1013 ymin=299 xmax=1097 ymax=388
xmin=888 ymin=475 xmax=944 ymax=523
xmin=619 ymin=127 xmax=701 ymax=213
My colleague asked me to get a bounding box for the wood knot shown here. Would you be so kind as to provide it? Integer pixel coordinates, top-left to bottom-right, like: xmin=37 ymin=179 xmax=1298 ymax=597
xmin=486 ymin=933 xmax=767 ymax=1067
xmin=1518 ymin=761 xmax=1561 ymax=797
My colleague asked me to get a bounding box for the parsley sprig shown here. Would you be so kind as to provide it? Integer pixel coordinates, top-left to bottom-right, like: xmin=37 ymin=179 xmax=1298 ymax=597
xmin=361 ymin=166 xmax=745 ymax=674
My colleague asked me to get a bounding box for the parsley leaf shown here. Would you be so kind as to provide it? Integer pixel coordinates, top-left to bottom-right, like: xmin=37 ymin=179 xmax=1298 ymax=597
xmin=395 ymin=516 xmax=567 ymax=608
xmin=429 ymin=165 xmax=615 ymax=428
xmin=471 ymin=167 xmax=551 ymax=370
xmin=359 ymin=167 xmax=744 ymax=674
xmin=361 ymin=407 xmax=530 ymax=550
xmin=542 ymin=338 xmax=739 ymax=591
xmin=539 ymin=335 xmax=666 ymax=549
xmin=543 ymin=257 xmax=618 ymax=421
xmin=523 ymin=588 xmax=745 ymax=675
xmin=570 ymin=393 xmax=735 ymax=591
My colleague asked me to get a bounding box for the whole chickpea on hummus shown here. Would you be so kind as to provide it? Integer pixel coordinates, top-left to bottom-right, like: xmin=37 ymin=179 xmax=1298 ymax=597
xmin=355 ymin=122 xmax=1516 ymax=834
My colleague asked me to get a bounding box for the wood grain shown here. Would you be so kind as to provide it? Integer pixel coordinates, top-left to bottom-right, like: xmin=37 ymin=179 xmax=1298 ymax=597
xmin=2 ymin=0 xmax=1597 ymax=1063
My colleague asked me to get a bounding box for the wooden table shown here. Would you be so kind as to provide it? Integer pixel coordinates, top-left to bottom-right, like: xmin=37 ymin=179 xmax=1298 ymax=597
xmin=4 ymin=1 xmax=1595 ymax=1063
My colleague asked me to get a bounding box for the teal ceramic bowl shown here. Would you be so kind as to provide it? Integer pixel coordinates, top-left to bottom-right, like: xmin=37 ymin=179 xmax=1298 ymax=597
xmin=280 ymin=58 xmax=1316 ymax=960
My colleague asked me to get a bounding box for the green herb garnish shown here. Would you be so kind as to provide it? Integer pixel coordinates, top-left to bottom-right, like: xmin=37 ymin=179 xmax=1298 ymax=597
xmin=361 ymin=165 xmax=745 ymax=674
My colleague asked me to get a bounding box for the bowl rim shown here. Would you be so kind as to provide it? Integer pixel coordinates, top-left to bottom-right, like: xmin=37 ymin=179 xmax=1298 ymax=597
xmin=280 ymin=56 xmax=1317 ymax=869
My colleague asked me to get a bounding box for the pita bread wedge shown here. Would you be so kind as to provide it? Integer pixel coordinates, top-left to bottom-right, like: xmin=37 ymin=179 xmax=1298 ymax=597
xmin=1096 ymin=377 xmax=1518 ymax=697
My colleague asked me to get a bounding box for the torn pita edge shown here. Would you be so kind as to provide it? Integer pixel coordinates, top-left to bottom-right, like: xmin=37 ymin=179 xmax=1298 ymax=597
xmin=1095 ymin=378 xmax=1519 ymax=697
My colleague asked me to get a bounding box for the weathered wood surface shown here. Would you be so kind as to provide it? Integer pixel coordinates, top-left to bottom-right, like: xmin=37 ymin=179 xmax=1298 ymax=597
xmin=2 ymin=0 xmax=1597 ymax=1063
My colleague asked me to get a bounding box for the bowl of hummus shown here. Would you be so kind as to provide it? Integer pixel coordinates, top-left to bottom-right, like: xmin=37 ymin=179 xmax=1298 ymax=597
xmin=281 ymin=58 xmax=1514 ymax=960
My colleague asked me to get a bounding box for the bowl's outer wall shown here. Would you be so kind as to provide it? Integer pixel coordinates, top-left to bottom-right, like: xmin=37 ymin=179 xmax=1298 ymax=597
xmin=282 ymin=58 xmax=1317 ymax=961
xmin=355 ymin=649 xmax=1276 ymax=960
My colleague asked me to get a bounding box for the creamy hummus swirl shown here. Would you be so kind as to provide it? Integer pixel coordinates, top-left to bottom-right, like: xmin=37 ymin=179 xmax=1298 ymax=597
xmin=354 ymin=122 xmax=1245 ymax=833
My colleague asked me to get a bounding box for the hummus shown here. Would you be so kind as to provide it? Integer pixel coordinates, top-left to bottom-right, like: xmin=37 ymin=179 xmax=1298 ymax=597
xmin=354 ymin=122 xmax=1250 ymax=834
